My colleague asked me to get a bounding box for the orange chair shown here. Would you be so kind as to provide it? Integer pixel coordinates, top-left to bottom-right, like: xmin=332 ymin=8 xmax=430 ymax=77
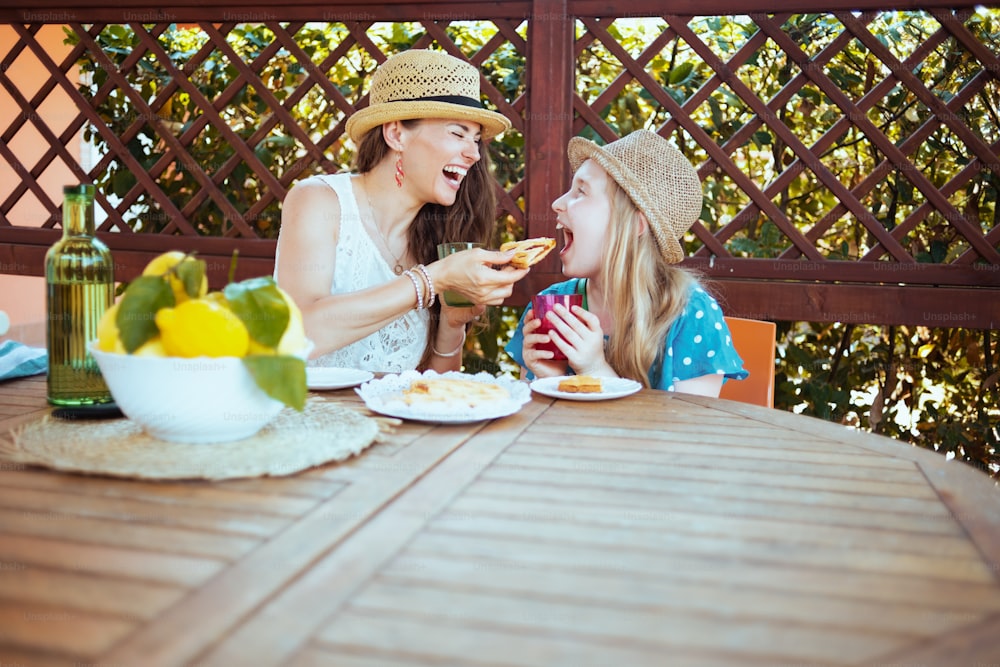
xmin=719 ymin=316 xmax=776 ymax=408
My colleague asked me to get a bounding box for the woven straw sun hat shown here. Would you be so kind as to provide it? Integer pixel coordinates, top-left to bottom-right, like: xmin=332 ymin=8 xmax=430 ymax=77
xmin=567 ymin=130 xmax=703 ymax=264
xmin=345 ymin=50 xmax=511 ymax=144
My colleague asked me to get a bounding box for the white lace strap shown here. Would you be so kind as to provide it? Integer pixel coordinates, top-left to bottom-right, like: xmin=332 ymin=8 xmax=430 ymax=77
xmin=315 ymin=173 xmax=362 ymax=235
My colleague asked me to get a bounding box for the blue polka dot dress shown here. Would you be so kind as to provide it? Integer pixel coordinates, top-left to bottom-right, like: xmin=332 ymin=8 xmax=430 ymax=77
xmin=654 ymin=285 xmax=748 ymax=391
xmin=506 ymin=279 xmax=748 ymax=389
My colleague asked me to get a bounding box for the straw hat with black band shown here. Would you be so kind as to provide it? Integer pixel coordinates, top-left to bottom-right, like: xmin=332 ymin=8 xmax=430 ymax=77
xmin=345 ymin=50 xmax=511 ymax=144
xmin=567 ymin=130 xmax=704 ymax=265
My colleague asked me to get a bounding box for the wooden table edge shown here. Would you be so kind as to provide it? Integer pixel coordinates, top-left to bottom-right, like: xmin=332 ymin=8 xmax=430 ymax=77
xmin=675 ymin=393 xmax=1000 ymax=575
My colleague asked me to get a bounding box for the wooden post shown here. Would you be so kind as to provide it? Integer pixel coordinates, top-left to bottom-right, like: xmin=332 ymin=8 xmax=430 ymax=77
xmin=520 ymin=0 xmax=573 ymax=295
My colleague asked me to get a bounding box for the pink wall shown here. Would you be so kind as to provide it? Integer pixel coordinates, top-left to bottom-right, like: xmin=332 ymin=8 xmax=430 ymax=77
xmin=0 ymin=24 xmax=82 ymax=338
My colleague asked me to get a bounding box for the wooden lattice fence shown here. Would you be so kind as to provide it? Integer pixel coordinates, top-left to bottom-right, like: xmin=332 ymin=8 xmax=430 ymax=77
xmin=1 ymin=0 xmax=998 ymax=328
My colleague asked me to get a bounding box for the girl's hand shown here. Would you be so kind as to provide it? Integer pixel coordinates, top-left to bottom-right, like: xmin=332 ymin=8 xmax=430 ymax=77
xmin=521 ymin=314 xmax=569 ymax=378
xmin=546 ymin=305 xmax=616 ymax=377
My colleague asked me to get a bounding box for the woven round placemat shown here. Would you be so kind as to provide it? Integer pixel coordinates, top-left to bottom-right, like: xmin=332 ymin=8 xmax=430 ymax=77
xmin=0 ymin=399 xmax=387 ymax=481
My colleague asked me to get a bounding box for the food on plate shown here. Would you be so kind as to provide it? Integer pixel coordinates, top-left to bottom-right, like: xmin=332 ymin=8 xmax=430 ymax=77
xmin=558 ymin=375 xmax=603 ymax=394
xmin=402 ymin=378 xmax=510 ymax=407
xmin=500 ymin=237 xmax=557 ymax=269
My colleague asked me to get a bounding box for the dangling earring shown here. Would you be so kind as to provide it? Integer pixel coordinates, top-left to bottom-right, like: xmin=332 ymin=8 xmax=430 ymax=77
xmin=394 ymin=153 xmax=405 ymax=188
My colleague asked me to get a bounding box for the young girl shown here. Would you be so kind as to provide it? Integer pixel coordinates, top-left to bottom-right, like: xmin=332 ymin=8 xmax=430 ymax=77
xmin=505 ymin=130 xmax=747 ymax=397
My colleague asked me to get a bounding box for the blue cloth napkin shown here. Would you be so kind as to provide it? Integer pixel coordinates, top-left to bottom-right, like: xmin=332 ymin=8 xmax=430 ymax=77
xmin=0 ymin=340 xmax=47 ymax=381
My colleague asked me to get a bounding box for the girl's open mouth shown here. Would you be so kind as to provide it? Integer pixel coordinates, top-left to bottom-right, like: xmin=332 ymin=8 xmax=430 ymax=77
xmin=559 ymin=227 xmax=574 ymax=255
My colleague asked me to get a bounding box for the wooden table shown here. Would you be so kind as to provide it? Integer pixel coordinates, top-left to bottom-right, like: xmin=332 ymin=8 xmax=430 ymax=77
xmin=1 ymin=373 xmax=998 ymax=667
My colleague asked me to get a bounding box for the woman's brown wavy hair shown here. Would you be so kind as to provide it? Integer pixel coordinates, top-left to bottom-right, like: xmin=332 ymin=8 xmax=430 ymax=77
xmin=353 ymin=120 xmax=499 ymax=368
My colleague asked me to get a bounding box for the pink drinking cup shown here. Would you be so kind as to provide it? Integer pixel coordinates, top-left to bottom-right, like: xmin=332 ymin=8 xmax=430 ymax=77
xmin=530 ymin=294 xmax=584 ymax=360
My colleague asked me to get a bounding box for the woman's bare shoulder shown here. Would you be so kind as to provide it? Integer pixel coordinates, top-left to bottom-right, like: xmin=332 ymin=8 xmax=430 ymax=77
xmin=277 ymin=176 xmax=341 ymax=282
xmin=285 ymin=174 xmax=341 ymax=205
xmin=282 ymin=175 xmax=345 ymax=231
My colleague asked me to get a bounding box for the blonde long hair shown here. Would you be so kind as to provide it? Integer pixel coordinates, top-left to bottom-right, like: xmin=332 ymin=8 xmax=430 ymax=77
xmin=602 ymin=184 xmax=696 ymax=388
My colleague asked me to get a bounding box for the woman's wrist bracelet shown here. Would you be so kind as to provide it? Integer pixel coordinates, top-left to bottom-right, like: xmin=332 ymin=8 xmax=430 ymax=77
xmin=402 ymin=269 xmax=424 ymax=310
xmin=414 ymin=264 xmax=436 ymax=308
xmin=432 ymin=330 xmax=466 ymax=357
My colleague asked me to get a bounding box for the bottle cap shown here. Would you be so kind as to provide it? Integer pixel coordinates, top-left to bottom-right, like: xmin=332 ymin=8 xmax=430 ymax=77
xmin=63 ymin=184 xmax=96 ymax=197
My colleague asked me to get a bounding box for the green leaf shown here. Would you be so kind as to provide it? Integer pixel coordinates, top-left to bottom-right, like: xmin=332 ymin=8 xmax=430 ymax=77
xmin=243 ymin=355 xmax=306 ymax=411
xmin=752 ymin=130 xmax=772 ymax=147
xmin=174 ymin=255 xmax=206 ymax=298
xmin=707 ymin=97 xmax=723 ymax=131
xmin=110 ymin=169 xmax=135 ymax=197
xmin=930 ymin=239 xmax=949 ymax=263
xmin=255 ymin=145 xmax=274 ymax=168
xmin=668 ymin=61 xmax=694 ymax=85
xmin=117 ymin=275 xmax=175 ymax=352
xmin=223 ymin=276 xmax=290 ymax=348
xmin=265 ymin=135 xmax=295 ymax=147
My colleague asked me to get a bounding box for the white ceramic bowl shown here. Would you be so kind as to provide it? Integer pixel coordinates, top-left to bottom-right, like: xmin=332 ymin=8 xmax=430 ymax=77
xmin=91 ymin=345 xmax=296 ymax=444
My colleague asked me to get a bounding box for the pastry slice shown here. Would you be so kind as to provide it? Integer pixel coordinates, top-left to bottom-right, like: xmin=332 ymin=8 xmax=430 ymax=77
xmin=557 ymin=375 xmax=603 ymax=393
xmin=403 ymin=378 xmax=510 ymax=407
xmin=500 ymin=237 xmax=557 ymax=269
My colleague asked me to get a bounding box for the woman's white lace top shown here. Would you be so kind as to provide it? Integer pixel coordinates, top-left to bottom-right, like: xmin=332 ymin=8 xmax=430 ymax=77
xmin=281 ymin=173 xmax=428 ymax=372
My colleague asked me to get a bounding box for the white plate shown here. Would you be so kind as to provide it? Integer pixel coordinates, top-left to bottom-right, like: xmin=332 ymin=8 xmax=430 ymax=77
xmin=530 ymin=375 xmax=642 ymax=401
xmin=355 ymin=370 xmax=531 ymax=424
xmin=307 ymin=367 xmax=375 ymax=391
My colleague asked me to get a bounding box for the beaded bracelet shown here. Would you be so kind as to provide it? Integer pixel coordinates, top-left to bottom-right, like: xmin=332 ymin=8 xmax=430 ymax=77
xmin=402 ymin=269 xmax=424 ymax=310
xmin=414 ymin=264 xmax=436 ymax=308
xmin=432 ymin=334 xmax=465 ymax=357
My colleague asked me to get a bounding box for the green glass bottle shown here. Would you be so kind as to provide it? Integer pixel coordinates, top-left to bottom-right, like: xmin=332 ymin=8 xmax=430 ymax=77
xmin=45 ymin=184 xmax=115 ymax=406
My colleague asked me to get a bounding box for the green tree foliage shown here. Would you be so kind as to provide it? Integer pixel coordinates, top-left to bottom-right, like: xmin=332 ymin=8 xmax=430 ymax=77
xmin=70 ymin=15 xmax=998 ymax=476
xmin=778 ymin=322 xmax=998 ymax=477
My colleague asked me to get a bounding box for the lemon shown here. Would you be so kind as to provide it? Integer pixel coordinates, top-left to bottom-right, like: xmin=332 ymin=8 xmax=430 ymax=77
xmin=246 ymin=287 xmax=308 ymax=356
xmin=96 ymin=302 xmax=126 ymax=353
xmin=277 ymin=295 xmax=307 ymax=355
xmin=133 ymin=337 xmax=167 ymax=357
xmin=142 ymin=251 xmax=208 ymax=303
xmin=154 ymin=299 xmax=250 ymax=358
xmin=203 ymin=291 xmax=229 ymax=307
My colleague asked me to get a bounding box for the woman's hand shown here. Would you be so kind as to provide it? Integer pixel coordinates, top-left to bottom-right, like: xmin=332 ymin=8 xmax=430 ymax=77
xmin=544 ymin=305 xmax=616 ymax=378
xmin=440 ymin=303 xmax=485 ymax=330
xmin=428 ymin=305 xmax=481 ymax=372
xmin=428 ymin=249 xmax=529 ymax=306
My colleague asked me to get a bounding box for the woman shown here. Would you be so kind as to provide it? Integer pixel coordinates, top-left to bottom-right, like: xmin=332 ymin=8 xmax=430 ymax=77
xmin=276 ymin=49 xmax=527 ymax=372
xmin=505 ymin=130 xmax=747 ymax=397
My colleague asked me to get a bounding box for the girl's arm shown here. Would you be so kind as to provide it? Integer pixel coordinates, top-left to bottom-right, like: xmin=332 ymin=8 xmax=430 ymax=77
xmin=672 ymin=374 xmax=724 ymax=398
